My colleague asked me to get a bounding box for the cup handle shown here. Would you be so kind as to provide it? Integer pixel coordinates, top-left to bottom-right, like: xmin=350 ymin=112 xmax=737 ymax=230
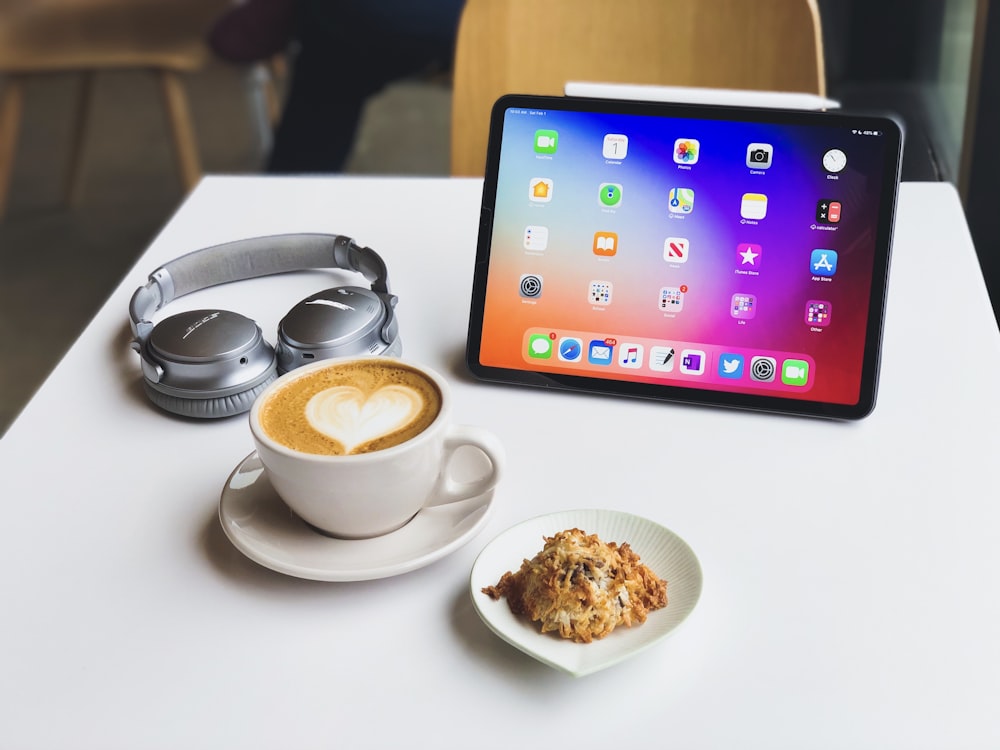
xmin=424 ymin=425 xmax=505 ymax=507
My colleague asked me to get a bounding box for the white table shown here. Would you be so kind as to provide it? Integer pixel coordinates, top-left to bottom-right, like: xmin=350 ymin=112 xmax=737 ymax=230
xmin=2 ymin=177 xmax=998 ymax=749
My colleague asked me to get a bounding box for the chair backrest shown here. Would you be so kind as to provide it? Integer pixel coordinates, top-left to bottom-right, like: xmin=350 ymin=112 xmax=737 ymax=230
xmin=0 ymin=0 xmax=229 ymax=72
xmin=450 ymin=0 xmax=826 ymax=176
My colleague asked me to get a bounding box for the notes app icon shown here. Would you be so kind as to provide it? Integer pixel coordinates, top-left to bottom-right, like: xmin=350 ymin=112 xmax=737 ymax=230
xmin=741 ymin=193 xmax=768 ymax=220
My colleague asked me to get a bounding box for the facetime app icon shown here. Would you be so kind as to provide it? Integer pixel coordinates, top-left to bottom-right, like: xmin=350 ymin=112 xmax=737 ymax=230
xmin=534 ymin=129 xmax=558 ymax=154
xmin=782 ymin=359 xmax=810 ymax=386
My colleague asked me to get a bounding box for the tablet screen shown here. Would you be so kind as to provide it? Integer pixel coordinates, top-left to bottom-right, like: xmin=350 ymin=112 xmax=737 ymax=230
xmin=466 ymin=95 xmax=902 ymax=419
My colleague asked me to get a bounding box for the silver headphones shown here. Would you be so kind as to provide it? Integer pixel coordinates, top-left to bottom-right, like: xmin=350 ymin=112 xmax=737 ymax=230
xmin=128 ymin=233 xmax=401 ymax=418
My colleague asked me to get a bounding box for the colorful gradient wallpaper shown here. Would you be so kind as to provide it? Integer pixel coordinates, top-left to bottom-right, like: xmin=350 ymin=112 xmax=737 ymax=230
xmin=473 ymin=101 xmax=898 ymax=412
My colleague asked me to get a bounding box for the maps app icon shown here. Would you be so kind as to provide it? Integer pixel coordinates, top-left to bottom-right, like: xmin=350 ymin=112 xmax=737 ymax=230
xmin=668 ymin=187 xmax=695 ymax=214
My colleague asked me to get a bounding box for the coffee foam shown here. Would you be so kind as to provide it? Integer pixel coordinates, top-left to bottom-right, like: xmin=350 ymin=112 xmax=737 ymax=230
xmin=305 ymin=384 xmax=424 ymax=454
xmin=260 ymin=361 xmax=441 ymax=455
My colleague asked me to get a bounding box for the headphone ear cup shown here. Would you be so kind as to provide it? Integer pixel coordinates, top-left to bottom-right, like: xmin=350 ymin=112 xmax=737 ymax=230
xmin=276 ymin=286 xmax=400 ymax=372
xmin=139 ymin=309 xmax=278 ymax=418
xmin=143 ymin=370 xmax=277 ymax=418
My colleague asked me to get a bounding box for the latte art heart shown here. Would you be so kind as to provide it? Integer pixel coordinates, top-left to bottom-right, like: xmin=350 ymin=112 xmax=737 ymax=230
xmin=305 ymin=385 xmax=424 ymax=453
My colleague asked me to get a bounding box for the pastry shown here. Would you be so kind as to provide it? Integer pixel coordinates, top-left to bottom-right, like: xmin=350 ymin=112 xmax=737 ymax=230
xmin=482 ymin=528 xmax=667 ymax=643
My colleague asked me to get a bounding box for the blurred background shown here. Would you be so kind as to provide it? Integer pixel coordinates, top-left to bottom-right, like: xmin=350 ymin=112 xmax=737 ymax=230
xmin=0 ymin=0 xmax=995 ymax=435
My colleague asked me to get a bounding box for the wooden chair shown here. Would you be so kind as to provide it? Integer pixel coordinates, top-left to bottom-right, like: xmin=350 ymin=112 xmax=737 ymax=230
xmin=450 ymin=0 xmax=827 ymax=176
xmin=0 ymin=0 xmax=232 ymax=218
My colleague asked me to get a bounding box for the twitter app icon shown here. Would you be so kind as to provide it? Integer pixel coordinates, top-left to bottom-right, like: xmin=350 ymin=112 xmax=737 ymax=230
xmin=718 ymin=353 xmax=745 ymax=379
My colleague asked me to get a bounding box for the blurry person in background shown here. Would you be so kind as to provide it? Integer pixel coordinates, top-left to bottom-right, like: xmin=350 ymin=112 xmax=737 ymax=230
xmin=209 ymin=0 xmax=464 ymax=173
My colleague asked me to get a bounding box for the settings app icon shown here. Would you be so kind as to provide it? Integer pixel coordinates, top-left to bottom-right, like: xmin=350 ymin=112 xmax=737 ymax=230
xmin=750 ymin=356 xmax=776 ymax=382
xmin=519 ymin=274 xmax=542 ymax=298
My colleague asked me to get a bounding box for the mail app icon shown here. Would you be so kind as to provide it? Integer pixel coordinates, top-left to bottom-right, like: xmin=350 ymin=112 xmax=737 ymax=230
xmin=588 ymin=341 xmax=613 ymax=365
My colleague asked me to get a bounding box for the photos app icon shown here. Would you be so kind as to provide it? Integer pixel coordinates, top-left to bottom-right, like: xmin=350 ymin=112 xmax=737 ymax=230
xmin=673 ymin=138 xmax=700 ymax=165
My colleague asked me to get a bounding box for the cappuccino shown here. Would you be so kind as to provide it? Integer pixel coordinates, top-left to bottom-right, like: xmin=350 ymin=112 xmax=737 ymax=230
xmin=259 ymin=360 xmax=441 ymax=455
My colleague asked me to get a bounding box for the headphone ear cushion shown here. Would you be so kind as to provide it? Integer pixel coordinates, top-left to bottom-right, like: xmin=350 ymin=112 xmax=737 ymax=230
xmin=143 ymin=372 xmax=278 ymax=419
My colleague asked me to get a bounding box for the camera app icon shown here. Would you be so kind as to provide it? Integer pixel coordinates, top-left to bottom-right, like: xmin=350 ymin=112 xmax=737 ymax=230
xmin=746 ymin=143 xmax=774 ymax=169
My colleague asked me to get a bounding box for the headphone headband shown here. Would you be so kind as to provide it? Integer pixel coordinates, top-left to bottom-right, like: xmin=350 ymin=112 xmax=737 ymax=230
xmin=128 ymin=233 xmax=390 ymax=344
xmin=128 ymin=232 xmax=402 ymax=418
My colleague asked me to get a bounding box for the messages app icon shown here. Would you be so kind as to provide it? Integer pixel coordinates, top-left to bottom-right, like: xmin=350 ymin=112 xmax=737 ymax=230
xmin=527 ymin=334 xmax=553 ymax=359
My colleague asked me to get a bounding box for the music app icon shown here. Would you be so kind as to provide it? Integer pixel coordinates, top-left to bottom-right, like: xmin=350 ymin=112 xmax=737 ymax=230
xmin=618 ymin=343 xmax=644 ymax=369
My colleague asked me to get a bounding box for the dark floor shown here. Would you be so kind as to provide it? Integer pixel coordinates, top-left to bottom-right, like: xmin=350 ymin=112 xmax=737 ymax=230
xmin=0 ymin=62 xmax=452 ymax=436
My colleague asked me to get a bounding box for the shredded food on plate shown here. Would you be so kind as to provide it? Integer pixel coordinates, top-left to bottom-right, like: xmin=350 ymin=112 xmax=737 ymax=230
xmin=482 ymin=528 xmax=667 ymax=643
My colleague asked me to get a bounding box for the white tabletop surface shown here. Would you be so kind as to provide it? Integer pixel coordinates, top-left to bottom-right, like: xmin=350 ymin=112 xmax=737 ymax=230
xmin=2 ymin=176 xmax=998 ymax=749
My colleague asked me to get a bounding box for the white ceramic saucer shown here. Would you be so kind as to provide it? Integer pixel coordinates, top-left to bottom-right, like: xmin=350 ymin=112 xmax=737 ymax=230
xmin=219 ymin=451 xmax=496 ymax=581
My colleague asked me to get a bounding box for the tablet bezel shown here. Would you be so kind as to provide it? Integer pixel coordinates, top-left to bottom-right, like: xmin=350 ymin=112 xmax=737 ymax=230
xmin=465 ymin=94 xmax=903 ymax=420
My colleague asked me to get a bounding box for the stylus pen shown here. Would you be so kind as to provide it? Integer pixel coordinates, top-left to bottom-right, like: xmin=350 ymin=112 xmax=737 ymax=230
xmin=564 ymin=82 xmax=841 ymax=111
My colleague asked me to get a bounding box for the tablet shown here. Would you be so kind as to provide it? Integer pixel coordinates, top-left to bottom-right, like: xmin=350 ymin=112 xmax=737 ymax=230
xmin=465 ymin=94 xmax=903 ymax=420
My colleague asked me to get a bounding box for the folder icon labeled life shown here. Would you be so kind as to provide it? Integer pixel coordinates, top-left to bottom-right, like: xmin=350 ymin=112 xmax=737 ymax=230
xmin=740 ymin=192 xmax=768 ymax=220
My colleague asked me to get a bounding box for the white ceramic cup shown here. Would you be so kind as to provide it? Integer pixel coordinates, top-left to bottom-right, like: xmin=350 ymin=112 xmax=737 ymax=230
xmin=248 ymin=356 xmax=504 ymax=538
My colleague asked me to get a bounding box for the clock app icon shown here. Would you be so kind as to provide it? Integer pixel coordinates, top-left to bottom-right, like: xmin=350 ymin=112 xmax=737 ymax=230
xmin=822 ymin=148 xmax=847 ymax=173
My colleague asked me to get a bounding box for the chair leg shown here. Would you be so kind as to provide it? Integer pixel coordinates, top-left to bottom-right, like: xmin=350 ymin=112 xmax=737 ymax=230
xmin=247 ymin=63 xmax=277 ymax=154
xmin=157 ymin=70 xmax=201 ymax=191
xmin=0 ymin=75 xmax=26 ymax=220
xmin=264 ymin=56 xmax=286 ymax=127
xmin=65 ymin=71 xmax=95 ymax=207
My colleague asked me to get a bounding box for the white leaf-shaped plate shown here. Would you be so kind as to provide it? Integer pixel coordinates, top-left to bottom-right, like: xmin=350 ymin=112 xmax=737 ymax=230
xmin=470 ymin=509 xmax=702 ymax=677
